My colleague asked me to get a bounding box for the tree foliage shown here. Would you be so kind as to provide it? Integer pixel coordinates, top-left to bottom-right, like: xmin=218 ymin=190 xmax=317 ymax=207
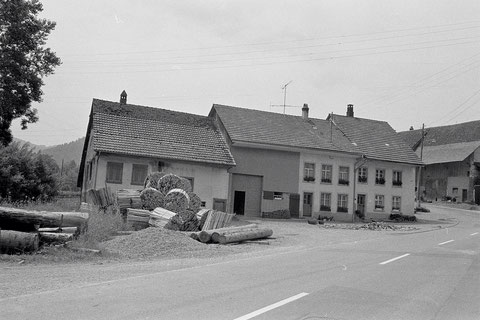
xmin=0 ymin=141 xmax=59 ymax=201
xmin=0 ymin=0 xmax=61 ymax=146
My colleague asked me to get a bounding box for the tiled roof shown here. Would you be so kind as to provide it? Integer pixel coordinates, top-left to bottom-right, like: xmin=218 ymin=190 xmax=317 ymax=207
xmin=211 ymin=104 xmax=360 ymax=154
xmin=330 ymin=115 xmax=424 ymax=165
xmin=398 ymin=120 xmax=480 ymax=149
xmin=90 ymin=99 xmax=235 ymax=166
xmin=419 ymin=141 xmax=480 ymax=165
xmin=211 ymin=104 xmax=422 ymax=165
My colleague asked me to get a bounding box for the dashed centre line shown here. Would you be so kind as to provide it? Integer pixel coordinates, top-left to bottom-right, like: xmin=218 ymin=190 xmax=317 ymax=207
xmin=471 ymin=232 xmax=478 ymax=236
xmin=233 ymin=292 xmax=309 ymax=320
xmin=379 ymin=253 xmax=410 ymax=265
xmin=438 ymin=240 xmax=455 ymax=245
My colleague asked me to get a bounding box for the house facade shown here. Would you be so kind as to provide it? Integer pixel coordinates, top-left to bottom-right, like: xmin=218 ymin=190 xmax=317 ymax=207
xmin=78 ymin=92 xmax=236 ymax=210
xmin=210 ymin=103 xmax=422 ymax=221
xmin=399 ymin=121 xmax=480 ymax=203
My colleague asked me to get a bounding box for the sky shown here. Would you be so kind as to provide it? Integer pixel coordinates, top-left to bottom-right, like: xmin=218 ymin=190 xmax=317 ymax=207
xmin=10 ymin=0 xmax=480 ymax=146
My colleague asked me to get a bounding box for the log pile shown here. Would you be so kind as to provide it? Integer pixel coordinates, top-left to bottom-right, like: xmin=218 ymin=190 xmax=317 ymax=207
xmin=0 ymin=206 xmax=89 ymax=254
xmin=117 ymin=189 xmax=142 ymax=216
xmin=190 ymin=224 xmax=273 ymax=244
xmin=86 ymin=187 xmax=115 ymax=208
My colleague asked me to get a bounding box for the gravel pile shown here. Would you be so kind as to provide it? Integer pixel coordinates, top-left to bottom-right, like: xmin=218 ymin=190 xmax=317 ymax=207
xmin=320 ymin=221 xmax=418 ymax=231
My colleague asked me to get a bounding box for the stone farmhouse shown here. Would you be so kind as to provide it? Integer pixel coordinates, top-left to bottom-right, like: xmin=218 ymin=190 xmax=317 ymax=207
xmin=79 ymin=93 xmax=423 ymax=221
xmin=399 ymin=121 xmax=480 ymax=204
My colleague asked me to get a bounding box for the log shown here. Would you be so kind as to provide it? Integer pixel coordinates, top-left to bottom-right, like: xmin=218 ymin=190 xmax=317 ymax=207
xmin=193 ymin=224 xmax=258 ymax=243
xmin=39 ymin=232 xmax=73 ymax=245
xmin=149 ymin=207 xmax=177 ymax=228
xmin=217 ymin=228 xmax=273 ymax=244
xmin=0 ymin=207 xmax=88 ymax=230
xmin=210 ymin=225 xmax=260 ymax=243
xmin=0 ymin=229 xmax=39 ymax=253
xmin=38 ymin=227 xmax=79 ymax=235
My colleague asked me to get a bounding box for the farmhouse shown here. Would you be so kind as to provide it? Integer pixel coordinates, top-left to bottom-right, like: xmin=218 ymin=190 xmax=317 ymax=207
xmin=210 ymin=103 xmax=423 ymax=221
xmin=399 ymin=120 xmax=480 ymax=204
xmin=77 ymin=92 xmax=236 ymax=210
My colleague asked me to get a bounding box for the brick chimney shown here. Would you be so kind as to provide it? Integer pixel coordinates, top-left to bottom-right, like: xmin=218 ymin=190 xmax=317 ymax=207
xmin=120 ymin=90 xmax=127 ymax=104
xmin=346 ymin=104 xmax=354 ymax=117
xmin=302 ymin=103 xmax=309 ymax=119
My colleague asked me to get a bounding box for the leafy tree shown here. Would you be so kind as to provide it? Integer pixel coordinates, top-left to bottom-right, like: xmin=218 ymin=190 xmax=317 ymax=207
xmin=0 ymin=141 xmax=59 ymax=202
xmin=56 ymin=160 xmax=80 ymax=192
xmin=0 ymin=0 xmax=61 ymax=146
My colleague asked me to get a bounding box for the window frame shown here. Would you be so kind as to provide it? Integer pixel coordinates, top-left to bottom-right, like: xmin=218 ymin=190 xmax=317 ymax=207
xmin=321 ymin=164 xmax=333 ymax=183
xmin=338 ymin=166 xmax=350 ymax=185
xmin=303 ymin=162 xmax=315 ymax=182
xmin=358 ymin=167 xmax=368 ymax=183
xmin=337 ymin=194 xmax=348 ymax=212
xmin=131 ymin=164 xmax=148 ymax=186
xmin=106 ymin=162 xmax=123 ymax=184
xmin=375 ymin=169 xmax=385 ymax=185
xmin=392 ymin=196 xmax=401 ymax=211
xmin=374 ymin=194 xmax=385 ymax=210
xmin=392 ymin=170 xmax=403 ymax=187
xmin=320 ymin=192 xmax=331 ymax=211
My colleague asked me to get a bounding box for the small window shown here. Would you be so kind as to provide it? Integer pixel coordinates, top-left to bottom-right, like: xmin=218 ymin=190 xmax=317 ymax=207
xmin=337 ymin=194 xmax=348 ymax=212
xmin=338 ymin=166 xmax=349 ymax=185
xmin=304 ymin=163 xmax=315 ymax=182
xmin=358 ymin=167 xmax=368 ymax=183
xmin=321 ymin=165 xmax=332 ymax=183
xmin=106 ymin=162 xmax=123 ymax=184
xmin=375 ymin=195 xmax=385 ymax=210
xmin=274 ymin=192 xmax=283 ymax=200
xmin=392 ymin=196 xmax=401 ymax=211
xmin=375 ymin=169 xmax=385 ymax=185
xmin=320 ymin=192 xmax=331 ymax=211
xmin=263 ymin=191 xmax=274 ymax=200
xmin=131 ymin=164 xmax=148 ymax=185
xmin=201 ymin=201 xmax=206 ymax=207
xmin=392 ymin=170 xmax=402 ymax=186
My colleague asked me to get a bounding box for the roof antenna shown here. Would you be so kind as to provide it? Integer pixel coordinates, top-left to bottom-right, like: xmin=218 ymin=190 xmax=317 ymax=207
xmin=330 ymin=112 xmax=334 ymax=143
xmin=281 ymin=80 xmax=293 ymax=114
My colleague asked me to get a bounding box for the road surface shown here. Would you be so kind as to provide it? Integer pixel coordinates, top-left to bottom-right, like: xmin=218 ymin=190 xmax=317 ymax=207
xmin=1 ymin=205 xmax=478 ymax=319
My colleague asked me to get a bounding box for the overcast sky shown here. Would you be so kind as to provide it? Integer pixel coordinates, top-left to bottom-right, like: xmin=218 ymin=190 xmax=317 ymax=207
xmin=11 ymin=0 xmax=480 ymax=146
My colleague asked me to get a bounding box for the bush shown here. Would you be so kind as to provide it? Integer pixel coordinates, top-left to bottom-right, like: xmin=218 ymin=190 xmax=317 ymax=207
xmin=389 ymin=213 xmax=417 ymax=222
xmin=262 ymin=209 xmax=291 ymax=219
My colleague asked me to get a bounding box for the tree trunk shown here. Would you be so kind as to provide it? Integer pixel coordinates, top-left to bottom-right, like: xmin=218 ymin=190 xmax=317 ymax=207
xmin=39 ymin=232 xmax=73 ymax=245
xmin=217 ymin=228 xmax=273 ymax=244
xmin=0 ymin=229 xmax=39 ymax=253
xmin=0 ymin=207 xmax=88 ymax=231
xmin=194 ymin=224 xmax=258 ymax=243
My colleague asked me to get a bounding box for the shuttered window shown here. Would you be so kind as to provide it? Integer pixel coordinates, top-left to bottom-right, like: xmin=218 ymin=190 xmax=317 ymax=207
xmin=106 ymin=162 xmax=123 ymax=184
xmin=131 ymin=164 xmax=148 ymax=185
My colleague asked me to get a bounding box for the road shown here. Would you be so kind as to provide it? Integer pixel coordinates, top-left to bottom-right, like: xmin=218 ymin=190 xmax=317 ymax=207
xmin=1 ymin=205 xmax=478 ymax=319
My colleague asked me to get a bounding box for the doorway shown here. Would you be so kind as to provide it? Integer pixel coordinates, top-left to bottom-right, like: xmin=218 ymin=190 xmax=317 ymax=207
xmin=357 ymin=194 xmax=366 ymax=215
xmin=303 ymin=192 xmax=313 ymax=217
xmin=233 ymin=191 xmax=246 ymax=215
xmin=462 ymin=189 xmax=467 ymax=202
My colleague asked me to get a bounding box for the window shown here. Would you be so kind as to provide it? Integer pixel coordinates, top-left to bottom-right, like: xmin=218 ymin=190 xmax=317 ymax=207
xmin=375 ymin=195 xmax=385 ymax=210
xmin=263 ymin=191 xmax=274 ymax=200
xmin=375 ymin=169 xmax=385 ymax=185
xmin=320 ymin=192 xmax=331 ymax=211
xmin=131 ymin=164 xmax=148 ymax=185
xmin=358 ymin=167 xmax=368 ymax=183
xmin=273 ymin=192 xmax=283 ymax=200
xmin=392 ymin=196 xmax=401 ymax=211
xmin=392 ymin=170 xmax=402 ymax=186
xmin=338 ymin=166 xmax=349 ymax=185
xmin=106 ymin=162 xmax=123 ymax=184
xmin=321 ymin=165 xmax=332 ymax=183
xmin=304 ymin=163 xmax=315 ymax=182
xmin=337 ymin=194 xmax=348 ymax=212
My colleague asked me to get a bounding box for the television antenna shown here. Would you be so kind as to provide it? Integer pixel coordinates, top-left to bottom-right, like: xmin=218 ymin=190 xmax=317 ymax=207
xmin=270 ymin=81 xmax=301 ymax=114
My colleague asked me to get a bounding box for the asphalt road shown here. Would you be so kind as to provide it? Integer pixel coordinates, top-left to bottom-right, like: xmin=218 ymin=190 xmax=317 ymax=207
xmin=1 ymin=205 xmax=478 ymax=320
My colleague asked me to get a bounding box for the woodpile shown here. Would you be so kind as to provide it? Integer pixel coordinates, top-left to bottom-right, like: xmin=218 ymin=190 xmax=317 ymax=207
xmin=117 ymin=189 xmax=142 ymax=216
xmin=0 ymin=206 xmax=89 ymax=254
xmin=201 ymin=210 xmax=235 ymax=230
xmin=190 ymin=224 xmax=273 ymax=244
xmin=140 ymin=188 xmax=165 ymax=210
xmin=86 ymin=187 xmax=115 ymax=208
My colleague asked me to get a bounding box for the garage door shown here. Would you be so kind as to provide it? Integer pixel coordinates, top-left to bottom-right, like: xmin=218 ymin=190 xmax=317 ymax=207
xmin=231 ymin=174 xmax=262 ymax=217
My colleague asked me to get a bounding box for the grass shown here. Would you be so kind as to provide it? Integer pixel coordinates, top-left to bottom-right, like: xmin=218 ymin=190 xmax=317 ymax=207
xmin=0 ymin=198 xmax=126 ymax=264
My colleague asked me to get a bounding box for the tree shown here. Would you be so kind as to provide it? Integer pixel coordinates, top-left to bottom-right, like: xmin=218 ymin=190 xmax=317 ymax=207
xmin=0 ymin=141 xmax=59 ymax=202
xmin=0 ymin=0 xmax=61 ymax=146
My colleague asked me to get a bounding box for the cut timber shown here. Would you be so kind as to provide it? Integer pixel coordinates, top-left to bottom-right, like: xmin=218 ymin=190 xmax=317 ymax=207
xmin=193 ymin=224 xmax=258 ymax=243
xmin=0 ymin=230 xmax=39 ymax=253
xmin=217 ymin=228 xmax=273 ymax=244
xmin=0 ymin=207 xmax=88 ymax=230
xmin=149 ymin=207 xmax=176 ymax=228
xmin=38 ymin=227 xmax=79 ymax=234
xmin=39 ymin=232 xmax=73 ymax=245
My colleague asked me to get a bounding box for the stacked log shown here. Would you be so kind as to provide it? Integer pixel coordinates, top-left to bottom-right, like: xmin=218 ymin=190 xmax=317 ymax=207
xmin=190 ymin=224 xmax=273 ymax=244
xmin=117 ymin=189 xmax=142 ymax=216
xmin=126 ymin=208 xmax=151 ymax=230
xmin=140 ymin=188 xmax=165 ymax=210
xmin=201 ymin=210 xmax=235 ymax=231
xmin=0 ymin=230 xmax=39 ymax=254
xmin=164 ymin=210 xmax=199 ymax=232
xmin=0 ymin=207 xmax=88 ymax=230
xmin=157 ymin=174 xmax=192 ymax=194
xmin=38 ymin=232 xmax=73 ymax=245
xmin=149 ymin=207 xmax=176 ymax=228
xmin=164 ymin=189 xmax=190 ymax=214
xmin=86 ymin=187 xmax=115 ymax=208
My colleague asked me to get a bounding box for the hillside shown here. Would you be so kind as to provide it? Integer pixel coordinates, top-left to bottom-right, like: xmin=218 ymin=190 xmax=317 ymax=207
xmin=42 ymin=137 xmax=85 ymax=166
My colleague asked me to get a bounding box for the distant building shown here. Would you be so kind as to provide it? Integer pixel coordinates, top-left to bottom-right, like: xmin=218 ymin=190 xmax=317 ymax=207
xmin=398 ymin=120 xmax=480 ymax=203
xmin=77 ymin=92 xmax=236 ymax=210
xmin=210 ymin=103 xmax=422 ymax=220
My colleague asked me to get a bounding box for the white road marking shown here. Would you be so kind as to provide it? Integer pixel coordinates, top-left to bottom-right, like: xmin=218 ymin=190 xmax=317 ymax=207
xmin=233 ymin=292 xmax=309 ymax=320
xmin=438 ymin=240 xmax=455 ymax=245
xmin=379 ymin=253 xmax=410 ymax=265
xmin=471 ymin=232 xmax=478 ymax=236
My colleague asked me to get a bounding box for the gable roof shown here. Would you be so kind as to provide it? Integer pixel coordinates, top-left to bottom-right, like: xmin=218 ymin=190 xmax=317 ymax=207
xmin=329 ymin=114 xmax=423 ymax=165
xmin=398 ymin=120 xmax=480 ymax=149
xmin=420 ymin=141 xmax=480 ymax=165
xmin=211 ymin=104 xmax=422 ymax=165
xmin=87 ymin=99 xmax=235 ymax=167
xmin=211 ymin=104 xmax=359 ymax=154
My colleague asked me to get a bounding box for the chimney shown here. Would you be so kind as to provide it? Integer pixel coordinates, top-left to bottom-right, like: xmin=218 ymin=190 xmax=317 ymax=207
xmin=120 ymin=90 xmax=127 ymax=104
xmin=302 ymin=103 xmax=309 ymax=119
xmin=346 ymin=104 xmax=354 ymax=117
